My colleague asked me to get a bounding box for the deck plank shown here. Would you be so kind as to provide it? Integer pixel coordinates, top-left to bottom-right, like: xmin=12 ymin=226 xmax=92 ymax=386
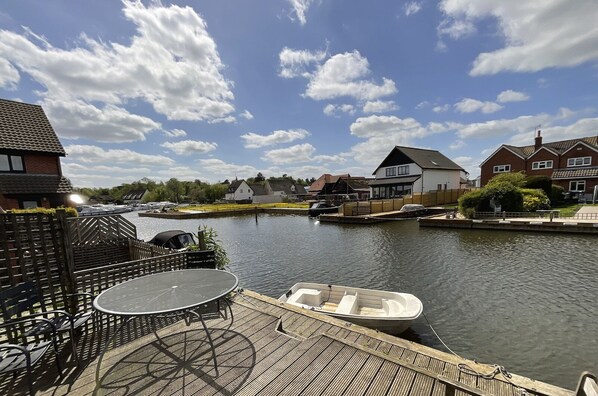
xmin=387 ymin=367 xmax=417 ymax=396
xmin=298 ymin=345 xmax=357 ymax=396
xmin=364 ymin=359 xmax=400 ymax=396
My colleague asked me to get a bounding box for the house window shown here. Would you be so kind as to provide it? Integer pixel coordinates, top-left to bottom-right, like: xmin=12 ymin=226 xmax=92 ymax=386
xmin=240 ymin=189 xmax=243 ymax=193
xmin=569 ymin=180 xmax=586 ymax=192
xmin=567 ymin=157 xmax=591 ymax=167
xmin=493 ymin=164 xmax=510 ymax=173
xmin=386 ymin=167 xmax=396 ymax=177
xmin=397 ymin=165 xmax=409 ymax=175
xmin=532 ymin=160 xmax=553 ymax=170
xmin=0 ymin=154 xmax=25 ymax=172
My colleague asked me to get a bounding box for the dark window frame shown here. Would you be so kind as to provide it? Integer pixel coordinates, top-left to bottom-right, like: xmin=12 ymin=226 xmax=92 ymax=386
xmin=0 ymin=153 xmax=26 ymax=173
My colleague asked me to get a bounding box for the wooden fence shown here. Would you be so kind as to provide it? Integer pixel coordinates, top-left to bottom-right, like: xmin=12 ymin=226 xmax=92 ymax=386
xmin=67 ymin=215 xmax=137 ymax=245
xmin=342 ymin=189 xmax=471 ymax=216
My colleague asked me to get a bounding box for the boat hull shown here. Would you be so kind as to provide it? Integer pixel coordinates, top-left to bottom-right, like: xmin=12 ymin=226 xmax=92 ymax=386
xmin=278 ymin=282 xmax=423 ymax=335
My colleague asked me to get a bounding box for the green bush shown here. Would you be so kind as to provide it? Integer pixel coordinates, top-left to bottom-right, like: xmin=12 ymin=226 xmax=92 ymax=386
xmin=520 ymin=188 xmax=550 ymax=211
xmin=550 ymin=185 xmax=566 ymax=205
xmin=523 ymin=175 xmax=552 ymax=196
xmin=482 ymin=182 xmax=524 ymax=212
xmin=458 ymin=189 xmax=485 ymax=215
xmin=486 ymin=172 xmax=526 ymax=187
xmin=189 ymin=225 xmax=229 ymax=270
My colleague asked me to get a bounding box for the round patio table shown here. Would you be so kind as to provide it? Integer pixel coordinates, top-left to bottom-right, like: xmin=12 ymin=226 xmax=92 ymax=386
xmin=93 ymin=269 xmax=238 ymax=381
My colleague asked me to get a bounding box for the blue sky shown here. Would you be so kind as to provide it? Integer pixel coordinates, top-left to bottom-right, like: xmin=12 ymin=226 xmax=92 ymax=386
xmin=1 ymin=0 xmax=597 ymax=187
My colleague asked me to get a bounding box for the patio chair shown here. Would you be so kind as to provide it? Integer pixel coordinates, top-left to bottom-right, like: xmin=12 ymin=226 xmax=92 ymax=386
xmin=0 ymin=317 xmax=63 ymax=396
xmin=0 ymin=281 xmax=95 ymax=364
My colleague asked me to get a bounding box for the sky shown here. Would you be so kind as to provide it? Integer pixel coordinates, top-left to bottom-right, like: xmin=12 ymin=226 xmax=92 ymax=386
xmin=1 ymin=0 xmax=598 ymax=188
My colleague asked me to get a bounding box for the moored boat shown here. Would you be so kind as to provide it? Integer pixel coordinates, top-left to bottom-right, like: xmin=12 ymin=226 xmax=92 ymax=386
xmin=278 ymin=282 xmax=423 ymax=334
xmin=308 ymin=201 xmax=340 ymax=217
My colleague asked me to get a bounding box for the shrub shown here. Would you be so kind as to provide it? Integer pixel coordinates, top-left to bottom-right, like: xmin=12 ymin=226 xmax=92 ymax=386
xmin=523 ymin=175 xmax=552 ymax=196
xmin=191 ymin=225 xmax=229 ymax=270
xmin=458 ymin=189 xmax=485 ymax=215
xmin=520 ymin=188 xmax=550 ymax=211
xmin=486 ymin=172 xmax=526 ymax=188
xmin=8 ymin=207 xmax=78 ymax=217
xmin=482 ymin=181 xmax=524 ymax=212
xmin=550 ymin=185 xmax=566 ymax=205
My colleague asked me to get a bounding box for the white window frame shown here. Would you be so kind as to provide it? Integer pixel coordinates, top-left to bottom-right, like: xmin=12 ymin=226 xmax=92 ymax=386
xmin=567 ymin=157 xmax=591 ymax=167
xmin=532 ymin=160 xmax=553 ymax=170
xmin=386 ymin=167 xmax=396 ymax=177
xmin=397 ymin=165 xmax=409 ymax=175
xmin=569 ymin=180 xmax=586 ymax=191
xmin=493 ymin=164 xmax=511 ymax=173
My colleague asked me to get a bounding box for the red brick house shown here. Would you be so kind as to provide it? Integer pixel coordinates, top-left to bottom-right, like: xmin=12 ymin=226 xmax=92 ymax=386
xmin=480 ymin=131 xmax=598 ymax=198
xmin=0 ymin=99 xmax=72 ymax=210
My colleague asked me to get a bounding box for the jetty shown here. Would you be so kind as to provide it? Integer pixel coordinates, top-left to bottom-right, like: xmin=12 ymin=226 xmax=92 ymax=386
xmin=0 ymin=211 xmax=591 ymax=395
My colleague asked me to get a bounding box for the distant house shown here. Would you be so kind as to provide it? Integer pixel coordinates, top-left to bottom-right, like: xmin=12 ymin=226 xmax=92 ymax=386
xmin=224 ymin=179 xmax=253 ymax=202
xmin=265 ymin=179 xmax=307 ymax=201
xmin=0 ymin=99 xmax=72 ymax=210
xmin=370 ymin=146 xmax=465 ymax=199
xmin=480 ymin=131 xmax=598 ymax=199
xmin=122 ymin=189 xmax=149 ymax=204
xmin=307 ymin=174 xmax=349 ymax=197
xmin=319 ymin=176 xmax=371 ymax=200
xmin=247 ymin=182 xmax=268 ymax=202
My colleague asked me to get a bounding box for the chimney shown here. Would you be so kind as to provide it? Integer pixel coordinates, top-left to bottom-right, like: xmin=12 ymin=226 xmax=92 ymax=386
xmin=534 ymin=130 xmax=542 ymax=150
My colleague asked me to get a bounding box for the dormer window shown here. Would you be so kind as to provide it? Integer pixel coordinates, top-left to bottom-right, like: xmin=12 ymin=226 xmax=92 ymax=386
xmin=0 ymin=154 xmax=25 ymax=172
xmin=567 ymin=157 xmax=591 ymax=167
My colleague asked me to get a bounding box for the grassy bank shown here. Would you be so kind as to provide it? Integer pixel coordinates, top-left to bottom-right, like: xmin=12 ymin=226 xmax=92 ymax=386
xmin=553 ymin=202 xmax=597 ymax=217
xmin=180 ymin=202 xmax=309 ymax=212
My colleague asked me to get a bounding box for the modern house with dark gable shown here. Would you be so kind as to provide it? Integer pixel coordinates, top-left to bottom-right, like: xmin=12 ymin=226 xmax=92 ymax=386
xmin=0 ymin=99 xmax=72 ymax=210
xmin=480 ymin=131 xmax=598 ymax=199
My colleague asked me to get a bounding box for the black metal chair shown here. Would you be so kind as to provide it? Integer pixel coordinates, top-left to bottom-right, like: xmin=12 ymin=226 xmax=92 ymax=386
xmin=0 ymin=317 xmax=63 ymax=396
xmin=0 ymin=281 xmax=95 ymax=364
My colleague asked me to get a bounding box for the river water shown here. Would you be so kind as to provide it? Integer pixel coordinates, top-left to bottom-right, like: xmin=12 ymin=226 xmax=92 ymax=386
xmin=122 ymin=211 xmax=597 ymax=389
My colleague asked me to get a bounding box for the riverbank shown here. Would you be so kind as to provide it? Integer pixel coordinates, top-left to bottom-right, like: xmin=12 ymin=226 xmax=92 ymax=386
xmin=419 ymin=213 xmax=598 ymax=234
xmin=319 ymin=207 xmax=447 ymax=224
xmin=139 ymin=206 xmax=307 ymax=218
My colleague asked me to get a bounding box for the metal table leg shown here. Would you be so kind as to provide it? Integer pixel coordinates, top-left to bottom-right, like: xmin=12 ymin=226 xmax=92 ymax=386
xmin=95 ymin=316 xmax=135 ymax=384
xmin=187 ymin=309 xmax=219 ymax=376
xmin=221 ymin=298 xmax=234 ymax=324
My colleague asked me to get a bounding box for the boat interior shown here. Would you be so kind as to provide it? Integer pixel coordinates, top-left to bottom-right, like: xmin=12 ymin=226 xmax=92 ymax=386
xmin=285 ymin=287 xmax=405 ymax=317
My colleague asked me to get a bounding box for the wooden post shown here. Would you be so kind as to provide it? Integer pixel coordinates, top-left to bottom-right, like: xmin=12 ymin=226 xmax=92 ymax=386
xmin=197 ymin=228 xmax=207 ymax=250
xmin=57 ymin=210 xmax=77 ymax=315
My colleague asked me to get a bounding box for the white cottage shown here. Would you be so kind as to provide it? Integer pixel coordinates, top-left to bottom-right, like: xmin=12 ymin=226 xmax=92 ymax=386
xmin=370 ymin=146 xmax=465 ymax=199
xmin=224 ymin=179 xmax=254 ymax=202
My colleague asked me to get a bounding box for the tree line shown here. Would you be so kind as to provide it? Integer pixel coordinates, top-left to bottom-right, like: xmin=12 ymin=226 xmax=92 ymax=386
xmin=74 ymin=174 xmax=316 ymax=204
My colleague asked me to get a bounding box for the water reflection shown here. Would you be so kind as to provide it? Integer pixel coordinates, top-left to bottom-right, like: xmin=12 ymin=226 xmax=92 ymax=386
xmin=123 ymin=211 xmax=597 ymax=389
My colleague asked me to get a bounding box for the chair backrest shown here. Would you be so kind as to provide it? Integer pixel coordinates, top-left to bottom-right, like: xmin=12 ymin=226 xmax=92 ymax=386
xmin=577 ymin=372 xmax=598 ymax=396
xmin=0 ymin=281 xmax=41 ymax=321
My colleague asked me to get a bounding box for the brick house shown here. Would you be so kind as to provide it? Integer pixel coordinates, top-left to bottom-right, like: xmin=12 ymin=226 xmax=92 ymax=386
xmin=0 ymin=99 xmax=72 ymax=210
xmin=480 ymin=131 xmax=598 ymax=198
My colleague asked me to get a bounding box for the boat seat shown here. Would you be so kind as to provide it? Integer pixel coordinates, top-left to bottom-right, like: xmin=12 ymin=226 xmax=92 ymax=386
xmin=336 ymin=294 xmax=357 ymax=314
xmin=382 ymin=299 xmax=403 ymax=316
xmin=287 ymin=288 xmax=322 ymax=306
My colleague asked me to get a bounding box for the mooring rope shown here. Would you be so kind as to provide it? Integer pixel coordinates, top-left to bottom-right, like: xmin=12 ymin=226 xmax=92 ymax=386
xmin=422 ymin=311 xmax=525 ymax=390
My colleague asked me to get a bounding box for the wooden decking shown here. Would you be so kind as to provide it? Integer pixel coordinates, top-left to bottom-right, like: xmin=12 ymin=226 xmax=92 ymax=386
xmin=1 ymin=290 xmax=572 ymax=396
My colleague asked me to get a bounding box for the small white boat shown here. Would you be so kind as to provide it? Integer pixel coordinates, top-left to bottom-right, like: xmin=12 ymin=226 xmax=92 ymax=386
xmin=278 ymin=282 xmax=423 ymax=335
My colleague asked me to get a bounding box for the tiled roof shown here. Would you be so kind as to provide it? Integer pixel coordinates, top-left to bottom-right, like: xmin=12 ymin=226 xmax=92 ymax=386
xmin=248 ymin=182 xmax=267 ymax=196
xmin=0 ymin=174 xmax=72 ymax=194
xmin=267 ymin=179 xmax=307 ymax=195
xmin=396 ymin=146 xmax=464 ymax=170
xmin=227 ymin=179 xmax=244 ymax=193
xmin=308 ymin=174 xmax=350 ymax=193
xmin=506 ymin=136 xmax=598 ymax=158
xmin=0 ymin=99 xmax=66 ymax=155
xmin=122 ymin=189 xmax=147 ymax=200
xmin=552 ymin=167 xmax=598 ymax=179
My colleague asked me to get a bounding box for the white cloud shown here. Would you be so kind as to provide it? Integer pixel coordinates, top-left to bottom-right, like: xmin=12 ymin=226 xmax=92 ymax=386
xmin=362 ymin=100 xmax=398 ymax=113
xmin=44 ymin=97 xmax=160 ymax=142
xmin=496 ymin=90 xmax=530 ymax=103
xmin=65 ymin=145 xmax=175 ymax=166
xmin=0 ymin=58 xmax=19 ymax=89
xmin=305 ymin=51 xmax=397 ymax=101
xmin=454 ymin=98 xmax=503 ymax=114
xmin=279 ymin=47 xmax=327 ymax=78
xmin=455 ymin=113 xmax=553 ymax=139
xmin=0 ymin=0 xmax=235 ymax=135
xmin=349 ymin=115 xmax=449 ymax=164
xmin=437 ymin=18 xmax=476 ymax=40
xmin=404 ymin=2 xmax=423 ymax=16
xmin=438 ymin=0 xmax=598 ymax=75
xmin=198 ymin=158 xmax=258 ymax=179
xmin=241 ymin=129 xmax=310 ymax=148
xmin=163 ymin=129 xmax=187 ymax=138
xmin=509 ymin=116 xmax=598 ymax=146
xmin=161 ymin=140 xmax=218 ymax=155
xmin=449 ymin=139 xmax=466 ymax=150
xmin=433 ymin=104 xmax=450 ymax=113
xmin=323 ymin=103 xmax=356 ymax=116
xmin=416 ymin=101 xmax=430 ymax=110
xmin=239 ymin=110 xmax=254 ymax=120
xmin=262 ymin=143 xmax=315 ymax=164
xmin=287 ymin=0 xmax=314 ymax=25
